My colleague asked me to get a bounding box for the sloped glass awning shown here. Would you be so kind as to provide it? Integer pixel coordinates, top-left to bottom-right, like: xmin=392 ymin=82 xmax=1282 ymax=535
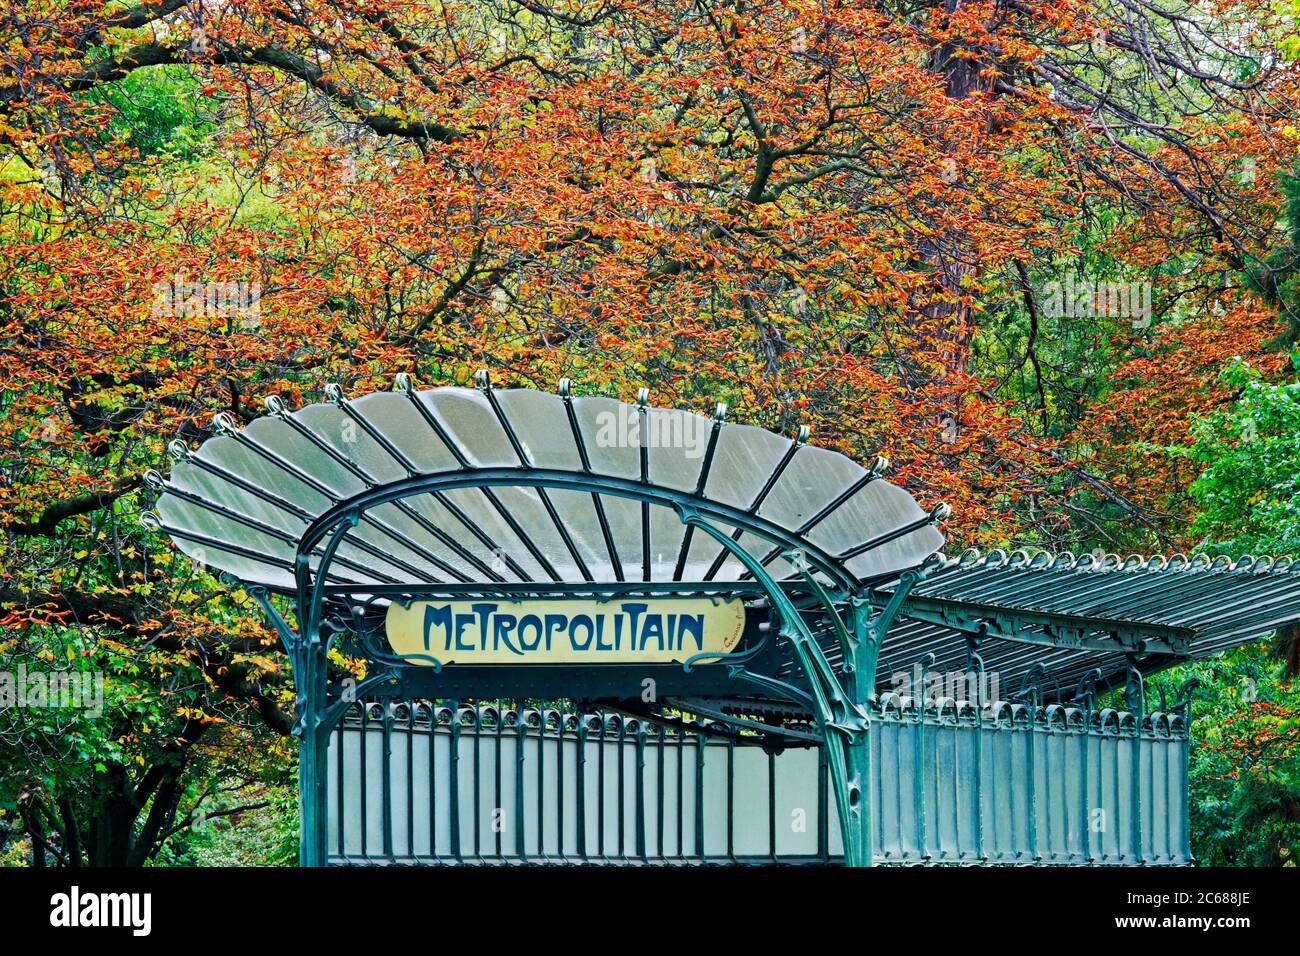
xmin=143 ymin=378 xmax=1300 ymax=708
xmin=144 ymin=376 xmax=945 ymax=594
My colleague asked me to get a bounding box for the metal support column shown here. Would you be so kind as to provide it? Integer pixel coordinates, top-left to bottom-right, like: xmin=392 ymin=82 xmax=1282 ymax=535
xmin=252 ymin=511 xmax=397 ymax=867
xmin=680 ymin=510 xmax=932 ymax=867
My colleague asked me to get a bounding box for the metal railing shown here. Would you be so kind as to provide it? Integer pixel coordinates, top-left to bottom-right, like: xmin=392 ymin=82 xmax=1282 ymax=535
xmin=326 ymin=699 xmax=1190 ymax=865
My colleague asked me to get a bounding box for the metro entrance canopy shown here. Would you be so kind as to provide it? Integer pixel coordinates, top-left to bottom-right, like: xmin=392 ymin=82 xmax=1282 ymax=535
xmin=142 ymin=375 xmax=1300 ymax=866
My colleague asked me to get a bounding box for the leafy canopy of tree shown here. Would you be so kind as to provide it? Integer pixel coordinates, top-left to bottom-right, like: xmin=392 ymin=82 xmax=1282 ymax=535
xmin=1 ymin=0 xmax=1298 ymax=864
xmin=1147 ymin=351 xmax=1300 ymax=866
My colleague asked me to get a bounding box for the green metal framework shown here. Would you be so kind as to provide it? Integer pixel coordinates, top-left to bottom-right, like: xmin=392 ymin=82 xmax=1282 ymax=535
xmin=142 ymin=375 xmax=1300 ymax=868
xmin=327 ymin=697 xmax=1194 ymax=865
xmin=233 ymin=483 xmax=925 ymax=867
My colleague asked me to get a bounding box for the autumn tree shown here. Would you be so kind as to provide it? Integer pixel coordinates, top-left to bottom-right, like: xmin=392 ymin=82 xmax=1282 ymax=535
xmin=1 ymin=0 xmax=1297 ymax=863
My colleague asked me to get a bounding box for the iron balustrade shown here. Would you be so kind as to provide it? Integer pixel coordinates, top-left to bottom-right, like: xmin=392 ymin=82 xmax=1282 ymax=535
xmin=327 ymin=698 xmax=1191 ymax=866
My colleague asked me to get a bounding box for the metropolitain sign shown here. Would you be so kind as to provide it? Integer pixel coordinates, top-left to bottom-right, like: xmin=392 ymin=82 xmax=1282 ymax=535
xmin=385 ymin=597 xmax=746 ymax=665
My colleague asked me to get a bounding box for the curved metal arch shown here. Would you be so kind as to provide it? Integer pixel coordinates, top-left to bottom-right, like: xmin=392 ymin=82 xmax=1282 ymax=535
xmin=295 ymin=466 xmax=873 ymax=599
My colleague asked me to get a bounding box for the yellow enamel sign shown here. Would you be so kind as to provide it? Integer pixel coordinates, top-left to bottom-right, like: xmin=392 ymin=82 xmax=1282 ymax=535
xmin=385 ymin=597 xmax=746 ymax=666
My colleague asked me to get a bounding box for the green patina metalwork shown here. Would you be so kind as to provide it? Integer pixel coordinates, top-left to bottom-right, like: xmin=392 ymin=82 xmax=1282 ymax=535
xmin=256 ymin=476 xmax=912 ymax=867
xmin=142 ymin=378 xmax=1300 ymax=868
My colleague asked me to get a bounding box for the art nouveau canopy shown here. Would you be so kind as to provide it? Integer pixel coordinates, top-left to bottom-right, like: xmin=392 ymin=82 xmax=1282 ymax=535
xmin=144 ymin=377 xmax=1300 ymax=710
xmin=143 ymin=377 xmax=1300 ymax=867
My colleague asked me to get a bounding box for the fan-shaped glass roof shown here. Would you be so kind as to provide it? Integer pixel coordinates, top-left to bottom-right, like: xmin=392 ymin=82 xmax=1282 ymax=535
xmin=143 ymin=379 xmax=946 ymax=595
xmin=142 ymin=379 xmax=1300 ymax=711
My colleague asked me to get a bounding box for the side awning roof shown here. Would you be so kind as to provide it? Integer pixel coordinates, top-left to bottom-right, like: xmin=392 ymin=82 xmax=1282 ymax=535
xmin=842 ymin=551 xmax=1300 ymax=700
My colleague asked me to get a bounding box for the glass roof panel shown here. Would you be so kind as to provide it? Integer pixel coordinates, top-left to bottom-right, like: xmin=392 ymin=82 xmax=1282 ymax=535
xmin=644 ymin=408 xmax=709 ymax=492
xmin=570 ymin=396 xmax=641 ymax=479
xmin=493 ymin=389 xmax=583 ymax=470
xmin=151 ymin=385 xmax=946 ymax=593
xmin=294 ymin=404 xmax=409 ymax=484
xmin=191 ymin=435 xmax=332 ymax=515
xmin=156 ymin=495 xmax=293 ymax=572
xmin=348 ymin=391 xmax=462 ymax=472
xmin=240 ymin=415 xmax=367 ymax=497
xmin=758 ymin=444 xmax=866 ymax=530
xmin=168 ymin=460 xmax=305 ymax=537
xmin=419 ymin=388 xmax=517 ymax=467
xmin=702 ymin=423 xmax=793 ymax=510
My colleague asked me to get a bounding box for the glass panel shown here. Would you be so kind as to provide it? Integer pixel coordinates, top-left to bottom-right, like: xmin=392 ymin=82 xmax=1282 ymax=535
xmin=436 ymin=486 xmax=550 ymax=581
xmin=757 ymin=444 xmax=866 ymax=529
xmin=335 ymin=516 xmax=454 ymax=583
xmin=804 ymin=480 xmax=944 ymax=578
xmin=295 ymin=404 xmax=408 ymax=484
xmin=644 ymin=408 xmax=709 ymax=492
xmin=494 ymin=389 xmax=582 ymax=470
xmin=702 ymin=423 xmax=792 ymax=510
xmin=169 ymin=460 xmax=305 ymax=537
xmin=592 ymin=492 xmax=645 ymax=576
xmin=543 ymin=488 xmax=617 ymax=581
xmin=399 ymin=495 xmax=519 ymax=580
xmin=806 ymin=479 xmax=924 ymax=552
xmin=490 ymin=485 xmax=587 ymax=580
xmin=646 ymin=502 xmax=687 ymax=579
xmin=156 ymin=496 xmax=293 ymax=577
xmin=677 ymin=524 xmax=727 ymax=581
xmin=168 ymin=538 xmax=295 ymax=591
xmin=571 ymin=396 xmax=640 ymax=479
xmin=421 ymin=388 xmax=517 ymax=467
xmin=241 ymin=415 xmax=368 ymax=497
xmin=195 ymin=434 xmax=334 ymax=515
xmin=842 ymin=525 xmax=945 ymax=580
xmin=707 ymin=529 xmax=767 ymax=582
xmin=350 ymin=392 xmax=461 ymax=472
xmin=351 ymin=502 xmax=466 ymax=580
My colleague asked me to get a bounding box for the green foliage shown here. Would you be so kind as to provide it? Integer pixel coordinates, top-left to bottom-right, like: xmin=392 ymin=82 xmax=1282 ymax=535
xmin=1158 ymin=358 xmax=1300 ymax=865
xmin=1187 ymin=354 xmax=1300 ymax=555
xmin=159 ymin=785 xmax=299 ymax=868
xmin=1244 ymin=171 xmax=1300 ymax=348
xmin=89 ymin=65 xmax=215 ymax=160
xmin=1156 ymin=645 xmax=1300 ymax=866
